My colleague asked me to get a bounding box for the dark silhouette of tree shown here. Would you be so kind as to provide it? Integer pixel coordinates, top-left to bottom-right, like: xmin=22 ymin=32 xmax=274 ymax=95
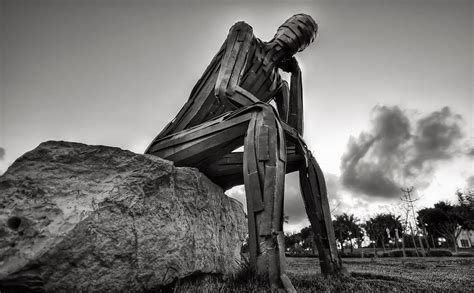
xmin=284 ymin=232 xmax=304 ymax=255
xmin=332 ymin=213 xmax=362 ymax=255
xmin=352 ymin=223 xmax=365 ymax=252
xmin=364 ymin=213 xmax=403 ymax=255
xmin=284 ymin=226 xmax=318 ymax=255
xmin=456 ymin=189 xmax=474 ymax=229
xmin=300 ymin=226 xmax=316 ymax=254
xmin=418 ymin=200 xmax=472 ymax=252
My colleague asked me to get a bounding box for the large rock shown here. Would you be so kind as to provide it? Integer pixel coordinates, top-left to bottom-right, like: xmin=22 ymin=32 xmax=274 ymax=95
xmin=0 ymin=141 xmax=247 ymax=292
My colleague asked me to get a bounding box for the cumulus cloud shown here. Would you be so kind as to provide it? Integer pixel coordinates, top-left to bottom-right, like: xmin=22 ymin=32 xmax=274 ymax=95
xmin=407 ymin=107 xmax=463 ymax=175
xmin=340 ymin=106 xmax=464 ymax=199
xmin=283 ymin=173 xmax=307 ymax=225
xmin=226 ymin=173 xmax=309 ymax=232
xmin=467 ymin=148 xmax=474 ymax=157
xmin=283 ymin=172 xmax=348 ymax=231
xmin=325 ymin=173 xmax=343 ymax=210
xmin=283 ymin=172 xmax=366 ymax=229
xmin=466 ymin=176 xmax=474 ymax=189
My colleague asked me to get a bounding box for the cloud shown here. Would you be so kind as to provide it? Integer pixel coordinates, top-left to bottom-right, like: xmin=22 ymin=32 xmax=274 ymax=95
xmin=466 ymin=176 xmax=474 ymax=189
xmin=283 ymin=172 xmax=348 ymax=232
xmin=340 ymin=106 xmax=464 ymax=199
xmin=467 ymin=148 xmax=474 ymax=157
xmin=406 ymin=107 xmax=463 ymax=176
xmin=340 ymin=106 xmax=411 ymax=198
xmin=325 ymin=173 xmax=342 ymax=210
xmin=0 ymin=147 xmax=4 ymax=160
xmin=283 ymin=173 xmax=307 ymax=225
xmin=284 ymin=172 xmax=360 ymax=229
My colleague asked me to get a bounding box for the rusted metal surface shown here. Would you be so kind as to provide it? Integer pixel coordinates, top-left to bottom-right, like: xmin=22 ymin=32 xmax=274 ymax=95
xmin=146 ymin=14 xmax=343 ymax=291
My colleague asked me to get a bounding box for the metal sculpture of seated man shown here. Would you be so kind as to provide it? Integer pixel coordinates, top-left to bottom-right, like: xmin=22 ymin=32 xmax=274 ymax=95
xmin=145 ymin=14 xmax=343 ymax=291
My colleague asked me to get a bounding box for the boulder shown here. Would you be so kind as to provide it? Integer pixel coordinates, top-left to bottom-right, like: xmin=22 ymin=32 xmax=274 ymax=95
xmin=0 ymin=141 xmax=247 ymax=292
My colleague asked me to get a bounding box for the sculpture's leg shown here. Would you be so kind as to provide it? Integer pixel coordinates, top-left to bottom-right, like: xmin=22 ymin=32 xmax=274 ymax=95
xmin=242 ymin=105 xmax=294 ymax=292
xmin=276 ymin=122 xmax=344 ymax=276
xmin=203 ymin=125 xmax=345 ymax=277
xmin=149 ymin=104 xmax=295 ymax=291
xmin=298 ymin=149 xmax=344 ymax=276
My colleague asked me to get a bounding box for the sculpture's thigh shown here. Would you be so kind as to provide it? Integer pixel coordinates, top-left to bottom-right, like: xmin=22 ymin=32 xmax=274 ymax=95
xmin=146 ymin=113 xmax=253 ymax=168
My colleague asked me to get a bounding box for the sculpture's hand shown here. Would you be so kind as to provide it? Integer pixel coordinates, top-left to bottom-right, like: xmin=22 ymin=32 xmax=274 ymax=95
xmin=279 ymin=57 xmax=300 ymax=73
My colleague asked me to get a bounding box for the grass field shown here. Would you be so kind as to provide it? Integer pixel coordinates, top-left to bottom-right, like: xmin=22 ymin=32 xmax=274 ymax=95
xmin=174 ymin=256 xmax=474 ymax=292
xmin=287 ymin=257 xmax=474 ymax=291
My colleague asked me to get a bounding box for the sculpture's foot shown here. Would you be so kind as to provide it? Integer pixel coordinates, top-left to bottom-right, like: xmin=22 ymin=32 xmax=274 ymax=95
xmin=319 ymin=257 xmax=348 ymax=278
xmin=254 ymin=232 xmax=297 ymax=293
xmin=336 ymin=266 xmax=350 ymax=277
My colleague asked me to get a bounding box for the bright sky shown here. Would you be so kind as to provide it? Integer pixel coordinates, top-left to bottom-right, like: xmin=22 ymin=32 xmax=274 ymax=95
xmin=1 ymin=0 xmax=473 ymax=232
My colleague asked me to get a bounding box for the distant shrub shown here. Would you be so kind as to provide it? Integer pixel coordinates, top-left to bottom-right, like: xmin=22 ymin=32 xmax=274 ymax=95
xmin=377 ymin=249 xmax=456 ymax=257
xmin=453 ymin=252 xmax=474 ymax=257
xmin=339 ymin=251 xmax=370 ymax=258
xmin=285 ymin=253 xmax=318 ymax=258
xmin=381 ymin=249 xmax=423 ymax=257
xmin=362 ymin=252 xmax=376 ymax=258
xmin=428 ymin=250 xmax=453 ymax=257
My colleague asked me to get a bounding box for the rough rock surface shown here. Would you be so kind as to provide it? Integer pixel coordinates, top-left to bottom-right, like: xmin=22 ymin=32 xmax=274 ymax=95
xmin=0 ymin=141 xmax=247 ymax=292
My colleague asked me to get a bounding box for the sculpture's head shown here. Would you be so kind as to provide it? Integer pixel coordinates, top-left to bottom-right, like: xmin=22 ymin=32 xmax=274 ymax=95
xmin=272 ymin=14 xmax=318 ymax=57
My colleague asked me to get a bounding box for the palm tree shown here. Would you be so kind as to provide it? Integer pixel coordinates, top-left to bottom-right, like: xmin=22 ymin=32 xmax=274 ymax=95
xmin=333 ymin=213 xmax=362 ymax=255
xmin=364 ymin=213 xmax=403 ymax=255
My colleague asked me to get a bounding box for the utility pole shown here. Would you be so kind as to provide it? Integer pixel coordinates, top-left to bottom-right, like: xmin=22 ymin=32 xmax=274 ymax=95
xmin=401 ymin=186 xmax=426 ymax=257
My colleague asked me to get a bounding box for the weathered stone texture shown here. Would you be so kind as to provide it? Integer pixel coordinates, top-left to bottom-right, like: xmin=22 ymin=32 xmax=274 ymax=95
xmin=0 ymin=141 xmax=246 ymax=292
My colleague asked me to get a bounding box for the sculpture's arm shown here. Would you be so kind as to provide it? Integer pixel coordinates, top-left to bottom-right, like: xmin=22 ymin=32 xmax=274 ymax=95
xmin=146 ymin=22 xmax=256 ymax=151
xmin=288 ymin=60 xmax=303 ymax=135
xmin=277 ymin=57 xmax=303 ymax=135
xmin=215 ymin=21 xmax=258 ymax=107
xmin=150 ymin=42 xmax=227 ymax=141
xmin=274 ymin=80 xmax=290 ymax=123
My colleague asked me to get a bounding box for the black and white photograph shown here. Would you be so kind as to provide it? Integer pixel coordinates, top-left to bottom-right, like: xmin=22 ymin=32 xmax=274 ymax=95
xmin=0 ymin=0 xmax=472 ymax=291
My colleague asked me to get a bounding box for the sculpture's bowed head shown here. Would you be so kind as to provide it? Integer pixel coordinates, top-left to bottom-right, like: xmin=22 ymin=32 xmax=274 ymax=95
xmin=273 ymin=13 xmax=318 ymax=56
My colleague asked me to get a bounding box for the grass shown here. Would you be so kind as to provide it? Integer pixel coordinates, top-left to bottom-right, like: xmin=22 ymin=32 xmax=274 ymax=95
xmin=171 ymin=256 xmax=474 ymax=292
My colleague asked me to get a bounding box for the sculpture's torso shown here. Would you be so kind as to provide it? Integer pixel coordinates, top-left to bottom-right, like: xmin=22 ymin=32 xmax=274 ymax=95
xmin=157 ymin=35 xmax=282 ymax=139
xmin=239 ymin=38 xmax=283 ymax=103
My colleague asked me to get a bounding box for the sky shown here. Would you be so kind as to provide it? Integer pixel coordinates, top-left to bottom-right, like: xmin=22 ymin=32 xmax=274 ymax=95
xmin=1 ymin=0 xmax=473 ymax=232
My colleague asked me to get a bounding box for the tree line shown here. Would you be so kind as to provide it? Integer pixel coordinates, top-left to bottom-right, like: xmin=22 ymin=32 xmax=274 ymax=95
xmin=285 ymin=189 xmax=473 ymax=256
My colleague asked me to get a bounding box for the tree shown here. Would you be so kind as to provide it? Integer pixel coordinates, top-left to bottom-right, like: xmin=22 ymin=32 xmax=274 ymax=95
xmin=400 ymin=186 xmax=425 ymax=257
xmin=300 ymin=226 xmax=316 ymax=254
xmin=364 ymin=213 xmax=403 ymax=255
xmin=456 ymin=189 xmax=474 ymax=229
xmin=333 ymin=213 xmax=362 ymax=255
xmin=284 ymin=226 xmax=320 ymax=256
xmin=418 ymin=200 xmax=471 ymax=252
xmin=352 ymin=224 xmax=365 ymax=251
xmin=284 ymin=232 xmax=303 ymax=255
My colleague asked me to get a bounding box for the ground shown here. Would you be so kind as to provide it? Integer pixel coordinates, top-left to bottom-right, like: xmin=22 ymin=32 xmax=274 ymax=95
xmin=287 ymin=257 xmax=473 ymax=292
xmin=174 ymin=256 xmax=474 ymax=292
